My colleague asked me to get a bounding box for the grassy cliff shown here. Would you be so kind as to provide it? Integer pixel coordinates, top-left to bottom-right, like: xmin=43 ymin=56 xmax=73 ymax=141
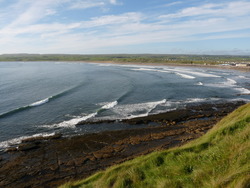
xmin=60 ymin=103 xmax=250 ymax=188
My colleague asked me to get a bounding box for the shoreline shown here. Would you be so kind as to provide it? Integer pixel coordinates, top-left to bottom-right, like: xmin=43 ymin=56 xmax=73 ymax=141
xmin=0 ymin=101 xmax=246 ymax=187
xmin=81 ymin=60 xmax=250 ymax=72
xmin=3 ymin=60 xmax=250 ymax=71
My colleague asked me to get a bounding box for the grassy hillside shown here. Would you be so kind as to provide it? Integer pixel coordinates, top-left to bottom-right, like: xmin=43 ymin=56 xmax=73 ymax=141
xmin=60 ymin=103 xmax=250 ymax=188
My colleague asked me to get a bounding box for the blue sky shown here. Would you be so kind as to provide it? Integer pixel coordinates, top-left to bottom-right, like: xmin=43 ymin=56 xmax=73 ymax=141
xmin=0 ymin=0 xmax=250 ymax=55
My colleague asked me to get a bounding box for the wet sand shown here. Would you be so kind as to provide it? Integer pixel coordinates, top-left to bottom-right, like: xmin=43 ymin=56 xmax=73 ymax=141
xmin=0 ymin=101 xmax=246 ymax=188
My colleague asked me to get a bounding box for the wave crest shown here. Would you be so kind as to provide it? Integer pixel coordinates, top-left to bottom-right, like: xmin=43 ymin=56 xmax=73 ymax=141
xmin=0 ymin=84 xmax=86 ymax=119
xmin=42 ymin=101 xmax=118 ymax=129
xmin=111 ymin=99 xmax=167 ymax=119
xmin=101 ymin=101 xmax=118 ymax=109
xmin=29 ymin=97 xmax=50 ymax=107
xmin=0 ymin=132 xmax=56 ymax=151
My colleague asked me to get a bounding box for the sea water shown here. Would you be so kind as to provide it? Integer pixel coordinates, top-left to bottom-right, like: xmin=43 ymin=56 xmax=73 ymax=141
xmin=0 ymin=61 xmax=249 ymax=149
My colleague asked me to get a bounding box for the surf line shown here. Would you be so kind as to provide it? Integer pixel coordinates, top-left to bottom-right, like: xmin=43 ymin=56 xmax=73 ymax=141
xmin=41 ymin=101 xmax=119 ymax=129
xmin=0 ymin=83 xmax=87 ymax=119
xmin=0 ymin=97 xmax=51 ymax=118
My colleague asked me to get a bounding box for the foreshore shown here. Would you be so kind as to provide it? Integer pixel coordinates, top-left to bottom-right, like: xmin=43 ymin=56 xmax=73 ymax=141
xmin=83 ymin=60 xmax=250 ymax=72
xmin=0 ymin=101 xmax=246 ymax=188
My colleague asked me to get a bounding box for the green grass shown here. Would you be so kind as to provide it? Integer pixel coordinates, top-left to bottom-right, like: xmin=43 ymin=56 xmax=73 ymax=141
xmin=60 ymin=103 xmax=250 ymax=188
xmin=1 ymin=54 xmax=250 ymax=65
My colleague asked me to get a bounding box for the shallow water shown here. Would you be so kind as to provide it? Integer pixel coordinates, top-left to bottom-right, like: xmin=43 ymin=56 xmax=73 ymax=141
xmin=0 ymin=61 xmax=249 ymax=149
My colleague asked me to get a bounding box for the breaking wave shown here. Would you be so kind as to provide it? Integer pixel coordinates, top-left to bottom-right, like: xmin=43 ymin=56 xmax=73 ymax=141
xmin=101 ymin=101 xmax=118 ymax=109
xmin=132 ymin=68 xmax=170 ymax=74
xmin=43 ymin=112 xmax=98 ymax=129
xmin=0 ymin=97 xmax=53 ymax=118
xmin=205 ymin=78 xmax=237 ymax=88
xmin=0 ymin=84 xmax=86 ymax=119
xmin=29 ymin=97 xmax=51 ymax=107
xmin=0 ymin=132 xmax=56 ymax=151
xmin=42 ymin=101 xmax=118 ymax=129
xmin=234 ymin=88 xmax=250 ymax=94
xmin=226 ymin=78 xmax=237 ymax=85
xmin=185 ymin=98 xmax=219 ymax=103
xmin=132 ymin=67 xmax=196 ymax=79
xmin=163 ymin=68 xmax=221 ymax=78
xmin=175 ymin=73 xmax=195 ymax=79
xmin=111 ymin=99 xmax=167 ymax=119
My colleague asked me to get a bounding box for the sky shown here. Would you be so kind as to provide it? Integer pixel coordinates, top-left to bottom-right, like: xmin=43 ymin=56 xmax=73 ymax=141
xmin=0 ymin=0 xmax=250 ymax=55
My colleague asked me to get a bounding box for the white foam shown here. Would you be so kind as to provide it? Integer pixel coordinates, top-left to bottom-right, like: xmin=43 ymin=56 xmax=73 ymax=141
xmin=112 ymin=99 xmax=166 ymax=119
xmin=101 ymin=101 xmax=118 ymax=109
xmin=227 ymin=78 xmax=237 ymax=85
xmin=111 ymin=97 xmax=220 ymax=119
xmin=97 ymin=64 xmax=113 ymax=67
xmin=42 ymin=112 xmax=98 ymax=129
xmin=186 ymin=98 xmax=209 ymax=103
xmin=205 ymin=78 xmax=237 ymax=88
xmin=133 ymin=67 xmax=196 ymax=79
xmin=163 ymin=68 xmax=221 ymax=78
xmin=132 ymin=68 xmax=154 ymax=71
xmin=234 ymin=88 xmax=250 ymax=94
xmin=29 ymin=97 xmax=50 ymax=107
xmin=0 ymin=132 xmax=56 ymax=150
xmin=230 ymin=98 xmax=250 ymax=102
xmin=120 ymin=65 xmax=158 ymax=69
xmin=175 ymin=73 xmax=195 ymax=79
xmin=238 ymin=75 xmax=250 ymax=80
xmin=157 ymin=70 xmax=171 ymax=73
xmin=238 ymin=76 xmax=246 ymax=79
xmin=132 ymin=68 xmax=170 ymax=73
xmin=126 ymin=113 xmax=150 ymax=119
xmin=196 ymin=82 xmax=203 ymax=86
xmin=42 ymin=101 xmax=118 ymax=129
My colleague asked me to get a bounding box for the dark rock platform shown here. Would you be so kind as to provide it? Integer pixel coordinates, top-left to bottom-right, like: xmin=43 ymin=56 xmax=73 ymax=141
xmin=0 ymin=101 xmax=246 ymax=188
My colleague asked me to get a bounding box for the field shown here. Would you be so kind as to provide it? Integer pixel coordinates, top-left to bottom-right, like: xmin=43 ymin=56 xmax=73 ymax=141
xmin=1 ymin=54 xmax=250 ymax=65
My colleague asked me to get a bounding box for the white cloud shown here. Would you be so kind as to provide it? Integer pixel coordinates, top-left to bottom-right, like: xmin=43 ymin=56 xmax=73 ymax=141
xmin=45 ymin=9 xmax=57 ymax=16
xmin=69 ymin=0 xmax=121 ymax=10
xmin=109 ymin=0 xmax=117 ymax=5
xmin=0 ymin=1 xmax=250 ymax=54
xmin=160 ymin=1 xmax=250 ymax=20
xmin=4 ymin=0 xmax=64 ymax=27
xmin=163 ymin=1 xmax=182 ymax=7
xmin=69 ymin=0 xmax=105 ymax=9
xmin=81 ymin=12 xmax=143 ymax=27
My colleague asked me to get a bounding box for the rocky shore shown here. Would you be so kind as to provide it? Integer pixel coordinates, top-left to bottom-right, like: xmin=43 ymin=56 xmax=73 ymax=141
xmin=0 ymin=101 xmax=246 ymax=188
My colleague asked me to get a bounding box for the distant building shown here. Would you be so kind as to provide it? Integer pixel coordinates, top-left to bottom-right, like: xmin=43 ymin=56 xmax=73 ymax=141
xmin=235 ymin=63 xmax=250 ymax=67
xmin=220 ymin=62 xmax=250 ymax=67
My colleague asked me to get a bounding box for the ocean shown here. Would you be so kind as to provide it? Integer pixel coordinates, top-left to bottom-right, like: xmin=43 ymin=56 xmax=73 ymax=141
xmin=0 ymin=61 xmax=249 ymax=150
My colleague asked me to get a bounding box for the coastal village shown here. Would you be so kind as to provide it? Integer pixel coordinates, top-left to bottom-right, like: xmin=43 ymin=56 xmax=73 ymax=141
xmin=220 ymin=62 xmax=250 ymax=67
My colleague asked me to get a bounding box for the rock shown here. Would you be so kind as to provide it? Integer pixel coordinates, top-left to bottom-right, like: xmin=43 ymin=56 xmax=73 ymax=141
xmin=22 ymin=133 xmax=62 ymax=143
xmin=6 ymin=147 xmax=18 ymax=152
xmin=88 ymin=156 xmax=96 ymax=161
xmin=49 ymin=133 xmax=63 ymax=140
xmin=18 ymin=143 xmax=40 ymax=151
xmin=77 ymin=119 xmax=115 ymax=125
xmin=0 ymin=101 xmax=246 ymax=188
xmin=22 ymin=137 xmax=43 ymax=143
